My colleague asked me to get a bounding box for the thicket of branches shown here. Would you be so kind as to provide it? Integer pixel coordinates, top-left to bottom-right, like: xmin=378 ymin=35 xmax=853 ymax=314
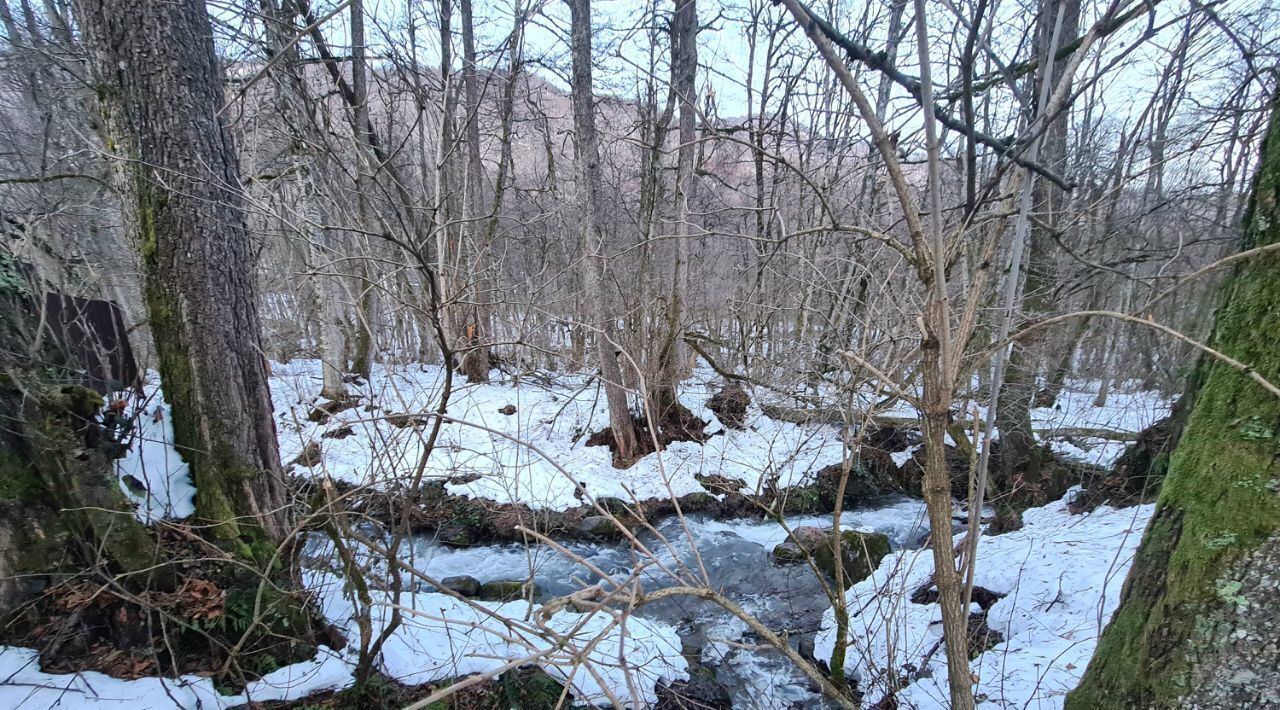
xmin=0 ymin=0 xmax=1277 ymax=706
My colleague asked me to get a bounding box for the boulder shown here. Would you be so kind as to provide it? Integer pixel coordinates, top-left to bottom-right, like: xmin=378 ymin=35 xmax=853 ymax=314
xmin=577 ymin=515 xmax=623 ymax=538
xmin=289 ymin=441 xmax=322 ymax=468
xmin=440 ymin=575 xmax=481 ymax=597
xmin=815 ymin=530 xmax=891 ymax=589
xmin=705 ymin=381 xmax=750 ymax=430
xmin=436 ymin=523 xmax=476 ymax=547
xmin=307 ymin=396 xmax=358 ymax=423
xmin=814 ymin=461 xmax=882 ymax=509
xmin=321 ymin=424 xmax=355 ymax=440
xmin=776 ymin=526 xmax=891 ymax=589
xmin=771 ymin=541 xmax=806 ymax=563
xmin=596 ymin=496 xmax=631 ymax=514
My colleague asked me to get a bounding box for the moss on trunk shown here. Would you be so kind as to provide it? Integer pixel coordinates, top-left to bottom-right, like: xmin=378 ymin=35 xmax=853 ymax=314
xmin=1067 ymin=93 xmax=1280 ymax=709
xmin=0 ymin=263 xmax=163 ymax=609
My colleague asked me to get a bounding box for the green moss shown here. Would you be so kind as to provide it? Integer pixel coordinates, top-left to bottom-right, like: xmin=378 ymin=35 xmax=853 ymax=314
xmin=1067 ymin=93 xmax=1280 ymax=709
xmin=814 ymin=530 xmax=892 ymax=590
xmin=135 ymin=177 xmax=260 ymax=544
xmin=497 ymin=667 xmax=568 ymax=709
xmin=479 ymin=580 xmax=535 ymax=602
xmin=0 ymin=451 xmax=43 ymax=501
xmin=58 ymin=385 xmax=104 ymax=419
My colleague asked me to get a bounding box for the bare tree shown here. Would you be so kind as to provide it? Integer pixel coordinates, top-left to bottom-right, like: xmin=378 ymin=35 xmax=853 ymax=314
xmin=566 ymin=0 xmax=640 ymax=462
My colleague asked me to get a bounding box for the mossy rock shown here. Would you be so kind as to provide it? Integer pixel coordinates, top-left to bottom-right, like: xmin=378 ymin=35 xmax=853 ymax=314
xmin=813 ymin=530 xmax=891 ymax=590
xmin=778 ymin=484 xmax=824 ymax=514
xmin=436 ymin=523 xmax=477 ymax=547
xmin=577 ymin=515 xmax=624 ymax=538
xmin=479 ymin=579 xmax=537 ymax=602
xmin=596 ymin=496 xmax=631 ymax=514
xmin=675 ymin=492 xmax=718 ymax=512
xmin=771 ymin=541 xmax=806 ymax=563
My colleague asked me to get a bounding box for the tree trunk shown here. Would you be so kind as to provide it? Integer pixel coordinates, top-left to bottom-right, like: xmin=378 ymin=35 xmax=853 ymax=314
xmin=0 ymin=266 xmax=162 ymax=610
xmin=259 ymin=0 xmax=347 ymax=401
xmin=649 ymin=0 xmax=697 ymax=426
xmin=1067 ymin=91 xmax=1280 ymax=709
xmin=75 ymin=0 xmax=289 ymax=547
xmin=457 ymin=0 xmax=492 ymax=383
xmin=994 ymin=0 xmax=1079 ymax=495
xmin=566 ymin=0 xmax=638 ymax=462
xmin=347 ymin=0 xmax=376 ymax=380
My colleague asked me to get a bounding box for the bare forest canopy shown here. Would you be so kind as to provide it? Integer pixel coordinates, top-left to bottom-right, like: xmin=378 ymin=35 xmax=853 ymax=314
xmin=0 ymin=0 xmax=1274 ymax=404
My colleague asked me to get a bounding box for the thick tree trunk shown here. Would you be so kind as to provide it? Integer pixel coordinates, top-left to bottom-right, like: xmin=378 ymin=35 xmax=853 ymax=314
xmin=75 ymin=0 xmax=288 ymax=546
xmin=1067 ymin=92 xmax=1280 ymax=709
xmin=566 ymin=0 xmax=639 ymax=462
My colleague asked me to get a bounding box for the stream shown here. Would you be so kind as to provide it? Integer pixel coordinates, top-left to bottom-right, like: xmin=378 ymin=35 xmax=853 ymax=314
xmin=363 ymin=496 xmax=934 ymax=707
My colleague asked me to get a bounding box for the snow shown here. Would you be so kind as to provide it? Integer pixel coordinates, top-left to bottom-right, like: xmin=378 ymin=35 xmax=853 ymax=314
xmin=813 ymin=491 xmax=1156 ymax=708
xmin=0 ymin=644 xmax=352 ymax=709
xmin=309 ymin=572 xmax=685 ymax=705
xmin=6 ymin=362 xmax=1171 ymax=708
xmin=272 ymin=360 xmax=845 ymax=511
xmin=892 ymin=444 xmax=922 ymax=468
xmin=114 ymin=381 xmax=195 ymax=523
xmin=109 ymin=362 xmax=1169 ymax=521
xmin=0 ymin=572 xmax=685 ymax=709
xmin=1032 ymin=384 xmax=1172 ymax=468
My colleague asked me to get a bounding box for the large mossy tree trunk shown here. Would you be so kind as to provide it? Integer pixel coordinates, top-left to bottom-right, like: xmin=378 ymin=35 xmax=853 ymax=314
xmin=0 ymin=262 xmax=162 ymax=610
xmin=74 ymin=0 xmax=289 ymax=549
xmin=1066 ymin=94 xmax=1280 ymax=709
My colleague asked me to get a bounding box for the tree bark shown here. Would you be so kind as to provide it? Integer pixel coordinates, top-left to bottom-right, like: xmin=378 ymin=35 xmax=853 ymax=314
xmin=75 ymin=0 xmax=289 ymax=546
xmin=457 ymin=0 xmax=492 ymax=383
xmin=565 ymin=0 xmax=639 ymax=462
xmin=649 ymin=0 xmax=697 ymax=426
xmin=995 ymin=0 xmax=1079 ymax=493
xmin=259 ymin=0 xmax=347 ymax=401
xmin=347 ymin=0 xmax=377 ymax=380
xmin=1067 ymin=91 xmax=1280 ymax=709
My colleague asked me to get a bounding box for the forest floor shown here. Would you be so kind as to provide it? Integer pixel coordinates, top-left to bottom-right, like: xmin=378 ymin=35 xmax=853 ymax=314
xmin=0 ymin=362 xmax=1172 ymax=708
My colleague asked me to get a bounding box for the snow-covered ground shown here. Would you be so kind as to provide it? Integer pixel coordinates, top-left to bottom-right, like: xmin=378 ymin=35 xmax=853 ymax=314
xmin=268 ymin=360 xmax=846 ymax=511
xmin=113 ymin=361 xmax=1169 ymax=522
xmin=115 ymin=383 xmax=193 ymax=523
xmin=814 ymin=493 xmax=1155 ymax=708
xmin=1 ymin=362 xmax=1170 ymax=708
xmin=0 ymin=644 xmax=352 ymax=709
xmin=0 ymin=574 xmax=685 ymax=708
xmin=272 ymin=361 xmax=1168 ymax=514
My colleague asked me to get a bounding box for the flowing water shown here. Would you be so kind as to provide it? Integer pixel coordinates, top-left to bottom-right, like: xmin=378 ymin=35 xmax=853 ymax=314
xmin=377 ymin=496 xmax=933 ymax=707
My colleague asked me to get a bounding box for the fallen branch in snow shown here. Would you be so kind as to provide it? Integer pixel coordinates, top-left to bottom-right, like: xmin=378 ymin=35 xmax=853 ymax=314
xmin=759 ymin=404 xmax=1139 ymax=441
xmin=1037 ymin=426 xmax=1139 ymax=442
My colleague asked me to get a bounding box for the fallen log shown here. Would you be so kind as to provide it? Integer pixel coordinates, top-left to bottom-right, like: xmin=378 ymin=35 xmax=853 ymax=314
xmin=758 ymin=404 xmax=1139 ymax=441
